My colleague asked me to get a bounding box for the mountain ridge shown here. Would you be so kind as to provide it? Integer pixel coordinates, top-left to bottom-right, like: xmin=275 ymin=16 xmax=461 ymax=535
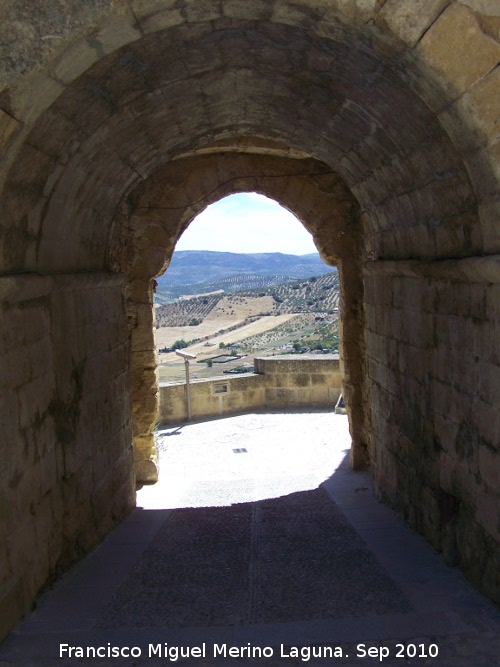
xmin=156 ymin=250 xmax=335 ymax=301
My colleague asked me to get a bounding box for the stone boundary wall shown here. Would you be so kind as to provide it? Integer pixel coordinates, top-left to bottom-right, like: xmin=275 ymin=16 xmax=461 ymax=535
xmin=0 ymin=273 xmax=135 ymax=640
xmin=158 ymin=356 xmax=342 ymax=424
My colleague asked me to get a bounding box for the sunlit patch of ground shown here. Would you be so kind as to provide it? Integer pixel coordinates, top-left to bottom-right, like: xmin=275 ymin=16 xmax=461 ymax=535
xmin=137 ymin=411 xmax=351 ymax=510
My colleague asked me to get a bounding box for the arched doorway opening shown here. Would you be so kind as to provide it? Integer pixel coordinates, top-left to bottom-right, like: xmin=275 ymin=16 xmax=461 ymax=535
xmin=109 ymin=154 xmax=370 ymax=484
xmin=146 ymin=191 xmax=350 ymax=506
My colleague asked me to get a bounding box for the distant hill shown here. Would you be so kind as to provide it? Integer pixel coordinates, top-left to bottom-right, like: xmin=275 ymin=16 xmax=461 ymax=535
xmin=156 ymin=271 xmax=339 ymax=327
xmin=155 ymin=251 xmax=335 ymax=302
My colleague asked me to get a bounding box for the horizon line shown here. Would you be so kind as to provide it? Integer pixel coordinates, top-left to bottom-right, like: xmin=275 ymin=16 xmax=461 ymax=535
xmin=173 ymin=249 xmax=320 ymax=256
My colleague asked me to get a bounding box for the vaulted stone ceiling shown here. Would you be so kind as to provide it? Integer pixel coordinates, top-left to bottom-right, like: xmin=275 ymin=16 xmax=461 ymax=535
xmin=0 ymin=1 xmax=498 ymax=274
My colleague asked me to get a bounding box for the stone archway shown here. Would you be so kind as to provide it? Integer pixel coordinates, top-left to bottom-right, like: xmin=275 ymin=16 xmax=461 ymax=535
xmin=108 ymin=152 xmax=370 ymax=482
xmin=0 ymin=0 xmax=498 ymax=640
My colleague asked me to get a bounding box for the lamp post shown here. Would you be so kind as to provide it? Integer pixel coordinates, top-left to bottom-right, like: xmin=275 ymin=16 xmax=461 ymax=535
xmin=175 ymin=349 xmax=197 ymax=420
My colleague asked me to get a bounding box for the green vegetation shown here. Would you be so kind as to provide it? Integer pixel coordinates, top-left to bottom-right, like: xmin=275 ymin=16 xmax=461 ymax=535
xmin=301 ymin=322 xmax=339 ymax=351
xmin=156 ymin=294 xmax=222 ymax=327
xmin=223 ymin=365 xmax=252 ymax=374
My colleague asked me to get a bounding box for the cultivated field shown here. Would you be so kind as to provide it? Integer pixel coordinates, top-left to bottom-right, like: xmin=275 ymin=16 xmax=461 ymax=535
xmin=155 ymin=317 xmax=245 ymax=349
xmin=206 ymin=295 xmax=275 ymax=320
xmin=157 ymin=314 xmax=298 ymax=364
xmin=156 ymin=271 xmax=340 ymax=383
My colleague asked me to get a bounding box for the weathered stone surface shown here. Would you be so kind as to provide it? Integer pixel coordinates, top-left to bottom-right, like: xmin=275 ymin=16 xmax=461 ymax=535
xmin=418 ymin=4 xmax=500 ymax=95
xmin=459 ymin=0 xmax=500 ymax=15
xmin=97 ymin=12 xmax=142 ymax=55
xmin=137 ymin=6 xmax=185 ymax=33
xmin=379 ymin=0 xmax=449 ymax=47
xmin=0 ymin=272 xmax=134 ymax=641
xmin=0 ymin=0 xmax=123 ymax=90
xmin=52 ymin=37 xmax=101 ymax=85
xmin=0 ymin=0 xmax=499 ymax=645
xmin=0 ymin=108 xmax=21 ymax=156
xmin=365 ymin=266 xmax=500 ymax=603
xmin=8 ymin=72 xmax=64 ymax=125
xmin=135 ymin=458 xmax=159 ymax=484
xmin=464 ymin=66 xmax=500 ymax=141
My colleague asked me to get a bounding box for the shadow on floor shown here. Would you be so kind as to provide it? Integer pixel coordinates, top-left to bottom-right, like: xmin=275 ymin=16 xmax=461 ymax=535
xmin=99 ymin=467 xmax=412 ymax=630
xmin=2 ymin=419 xmax=500 ymax=666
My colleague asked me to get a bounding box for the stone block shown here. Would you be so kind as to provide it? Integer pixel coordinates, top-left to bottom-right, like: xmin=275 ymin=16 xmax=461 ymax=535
xmin=39 ymin=449 xmax=59 ymax=498
xmin=135 ymin=458 xmax=159 ymax=484
xmin=223 ymin=0 xmax=273 ymax=20
xmin=133 ymin=434 xmax=155 ymax=459
xmin=134 ymin=2 xmax=185 ymax=32
xmin=265 ymin=388 xmax=295 ymax=404
xmin=485 ymin=283 xmax=500 ymax=315
xmin=379 ymin=0 xmax=448 ymax=47
xmin=52 ymin=38 xmax=101 ymax=85
xmin=478 ymin=444 xmax=500 ymax=492
xmin=131 ymin=0 xmax=176 ymax=16
xmin=402 ymin=343 xmax=432 ymax=383
xmin=95 ymin=13 xmax=142 ymax=55
xmin=8 ymin=345 xmax=31 ymax=390
xmin=477 ymin=361 xmax=500 ymax=404
xmin=311 ymin=373 xmax=328 ymax=385
xmin=5 ymin=517 xmax=38 ymax=583
xmin=442 ymin=455 xmax=478 ymax=503
xmin=463 ymin=65 xmax=500 ymax=141
xmin=480 ymin=199 xmax=500 ymax=253
xmin=184 ymin=0 xmax=222 ymax=22
xmin=0 ymin=541 xmax=11 ymax=590
xmin=0 ymin=577 xmax=25 ymax=643
xmin=0 ymin=108 xmax=21 ymax=157
xmin=339 ymin=0 xmax=379 ymax=22
xmin=131 ymin=349 xmax=157 ymax=370
xmin=33 ymin=493 xmax=55 ymax=555
xmin=459 ymin=1 xmax=500 ymax=17
xmin=475 ymin=491 xmax=500 ymax=541
xmin=28 ymin=337 xmax=53 ymax=381
xmin=131 ymin=325 xmax=156 ymax=352
xmin=9 ymin=73 xmax=64 ymax=125
xmin=418 ymin=4 xmax=500 ymax=95
xmin=137 ymin=303 xmax=155 ymax=328
xmin=17 ymin=376 xmax=52 ymax=430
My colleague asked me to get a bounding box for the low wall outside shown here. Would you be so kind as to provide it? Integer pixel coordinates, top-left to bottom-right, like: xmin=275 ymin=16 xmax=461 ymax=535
xmin=158 ymin=356 xmax=342 ymax=424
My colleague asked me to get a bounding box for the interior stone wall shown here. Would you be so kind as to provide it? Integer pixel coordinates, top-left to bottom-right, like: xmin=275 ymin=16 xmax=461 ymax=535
xmin=0 ymin=273 xmax=135 ymax=639
xmin=365 ymin=258 xmax=500 ymax=600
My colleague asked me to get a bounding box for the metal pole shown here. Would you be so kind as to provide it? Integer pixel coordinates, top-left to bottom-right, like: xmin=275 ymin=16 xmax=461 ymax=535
xmin=185 ymin=358 xmax=192 ymax=421
xmin=175 ymin=349 xmax=196 ymax=421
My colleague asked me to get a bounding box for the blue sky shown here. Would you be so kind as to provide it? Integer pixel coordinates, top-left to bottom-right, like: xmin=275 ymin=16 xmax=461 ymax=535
xmin=175 ymin=193 xmax=318 ymax=255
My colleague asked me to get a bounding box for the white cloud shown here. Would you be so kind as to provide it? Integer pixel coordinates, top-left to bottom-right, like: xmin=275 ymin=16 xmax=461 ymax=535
xmin=175 ymin=193 xmax=317 ymax=255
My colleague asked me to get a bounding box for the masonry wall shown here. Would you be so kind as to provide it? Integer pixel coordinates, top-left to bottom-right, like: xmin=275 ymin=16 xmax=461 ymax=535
xmin=0 ymin=274 xmax=135 ymax=639
xmin=365 ymin=260 xmax=500 ymax=601
xmin=0 ymin=0 xmax=498 ymax=640
xmin=159 ymin=356 xmax=342 ymax=424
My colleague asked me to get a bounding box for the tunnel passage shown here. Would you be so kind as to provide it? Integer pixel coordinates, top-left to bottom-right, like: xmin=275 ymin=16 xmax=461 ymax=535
xmin=0 ymin=0 xmax=499 ymax=641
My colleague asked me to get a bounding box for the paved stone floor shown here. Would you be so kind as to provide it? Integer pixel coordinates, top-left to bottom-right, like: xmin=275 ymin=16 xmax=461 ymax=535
xmin=1 ymin=411 xmax=499 ymax=667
